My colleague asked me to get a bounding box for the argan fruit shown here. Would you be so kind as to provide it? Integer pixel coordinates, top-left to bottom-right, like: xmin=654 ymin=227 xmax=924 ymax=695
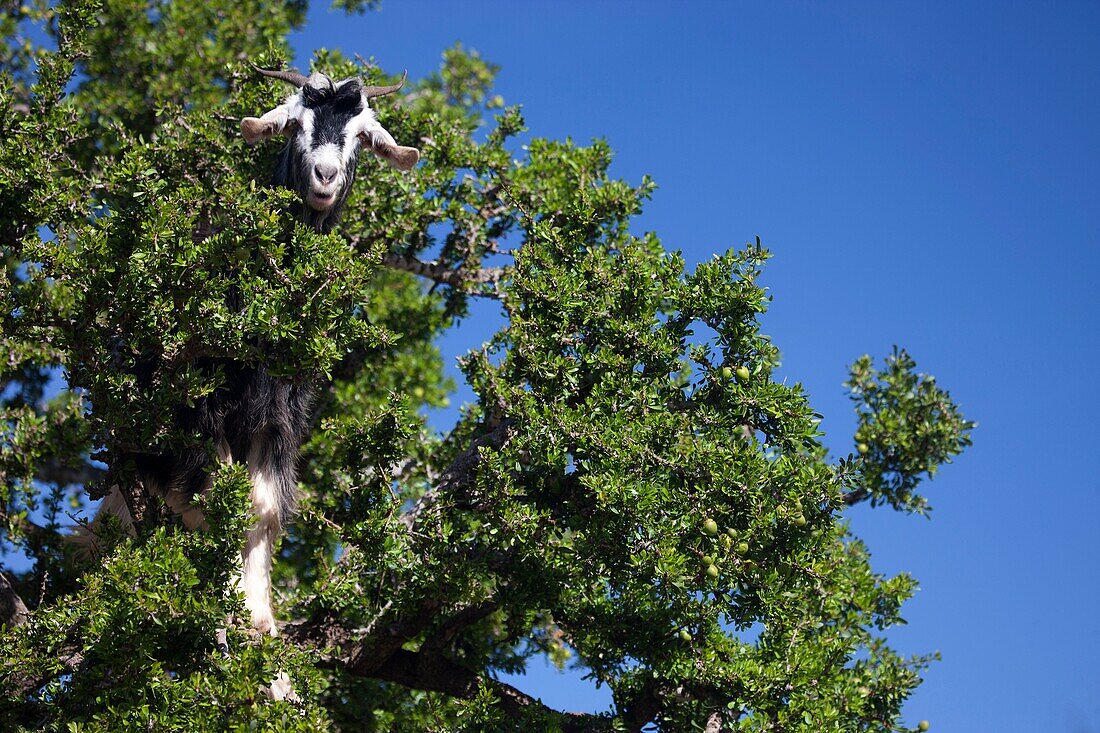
xmin=702 ymin=555 xmax=715 ymax=566
xmin=857 ymin=442 xmax=870 ymax=454
xmin=917 ymin=722 xmax=929 ymax=732
xmin=736 ymin=542 xmax=749 ymax=554
xmin=678 ymin=629 xmax=692 ymax=642
xmin=721 ymin=366 xmax=733 ymax=380
xmin=702 ymin=518 xmax=719 ymax=536
xmin=735 ymin=366 xmax=751 ymax=384
xmin=705 ymin=564 xmax=720 ymax=579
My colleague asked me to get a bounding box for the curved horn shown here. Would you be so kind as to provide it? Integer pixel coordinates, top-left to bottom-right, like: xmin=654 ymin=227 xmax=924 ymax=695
xmin=253 ymin=65 xmax=310 ymax=87
xmin=361 ymin=70 xmax=408 ymax=99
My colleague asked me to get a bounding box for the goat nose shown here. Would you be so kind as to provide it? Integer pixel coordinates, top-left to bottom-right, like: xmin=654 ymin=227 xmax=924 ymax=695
xmin=313 ymin=163 xmax=338 ymax=184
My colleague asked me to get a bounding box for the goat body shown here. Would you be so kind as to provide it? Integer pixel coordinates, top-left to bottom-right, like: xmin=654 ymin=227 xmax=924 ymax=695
xmin=88 ymin=67 xmax=419 ymax=640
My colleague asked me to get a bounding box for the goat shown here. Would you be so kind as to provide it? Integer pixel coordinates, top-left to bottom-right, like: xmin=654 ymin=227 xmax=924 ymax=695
xmin=85 ymin=67 xmax=419 ymax=643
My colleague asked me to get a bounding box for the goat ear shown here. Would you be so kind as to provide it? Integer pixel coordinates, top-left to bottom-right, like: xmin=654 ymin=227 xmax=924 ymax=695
xmin=241 ymin=105 xmax=295 ymax=145
xmin=358 ymin=127 xmax=420 ymax=171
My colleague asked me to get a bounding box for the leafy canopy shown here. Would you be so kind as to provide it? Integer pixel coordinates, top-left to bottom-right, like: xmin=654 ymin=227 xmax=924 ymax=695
xmin=0 ymin=1 xmax=972 ymax=731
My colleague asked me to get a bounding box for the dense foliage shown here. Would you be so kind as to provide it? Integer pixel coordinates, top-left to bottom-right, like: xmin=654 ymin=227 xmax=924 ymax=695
xmin=0 ymin=1 xmax=973 ymax=730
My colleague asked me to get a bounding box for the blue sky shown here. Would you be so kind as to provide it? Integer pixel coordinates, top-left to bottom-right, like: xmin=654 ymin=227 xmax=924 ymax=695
xmin=287 ymin=2 xmax=1100 ymax=730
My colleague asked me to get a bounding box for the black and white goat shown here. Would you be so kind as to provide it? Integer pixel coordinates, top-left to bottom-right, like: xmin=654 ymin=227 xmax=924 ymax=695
xmin=89 ymin=67 xmax=419 ymax=642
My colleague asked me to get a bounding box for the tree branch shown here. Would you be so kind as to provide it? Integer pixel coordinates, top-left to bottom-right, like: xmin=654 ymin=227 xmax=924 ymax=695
xmin=400 ymin=418 xmax=514 ymax=530
xmin=422 ymin=601 xmax=498 ymax=651
xmin=34 ymin=457 xmax=106 ymax=488
xmin=377 ymin=250 xmax=505 ymax=296
xmin=842 ymin=488 xmax=869 ymax=505
xmin=1 ymin=639 xmax=83 ymax=700
xmin=0 ymin=510 xmax=49 ymax=545
xmin=361 ymin=648 xmax=609 ymax=732
xmin=0 ymin=571 xmax=29 ymax=629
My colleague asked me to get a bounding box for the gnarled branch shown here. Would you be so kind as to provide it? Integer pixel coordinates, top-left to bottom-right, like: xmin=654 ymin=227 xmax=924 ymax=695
xmin=0 ymin=572 xmax=29 ymax=629
xmin=370 ymin=648 xmax=608 ymax=732
xmin=379 ymin=251 xmax=505 ymax=295
xmin=400 ymin=418 xmax=514 ymax=530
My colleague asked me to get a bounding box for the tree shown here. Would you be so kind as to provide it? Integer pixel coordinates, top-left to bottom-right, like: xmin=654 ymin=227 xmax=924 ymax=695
xmin=0 ymin=1 xmax=973 ymax=730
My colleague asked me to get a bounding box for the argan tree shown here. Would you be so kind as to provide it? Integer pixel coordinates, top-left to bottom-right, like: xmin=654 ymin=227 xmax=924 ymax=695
xmin=0 ymin=1 xmax=972 ymax=730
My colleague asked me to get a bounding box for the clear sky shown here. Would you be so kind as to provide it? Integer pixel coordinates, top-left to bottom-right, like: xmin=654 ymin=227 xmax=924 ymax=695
xmin=289 ymin=2 xmax=1100 ymax=730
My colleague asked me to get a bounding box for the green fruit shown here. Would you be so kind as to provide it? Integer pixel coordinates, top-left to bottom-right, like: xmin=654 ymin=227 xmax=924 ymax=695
xmin=726 ymin=527 xmax=738 ymax=538
xmin=702 ymin=555 xmax=714 ymax=566
xmin=736 ymin=542 xmax=749 ymax=554
xmin=678 ymin=629 xmax=692 ymax=642
xmin=702 ymin=518 xmax=719 ymax=536
xmin=705 ymin=564 xmax=720 ymax=579
xmin=721 ymin=366 xmax=733 ymax=380
xmin=857 ymin=442 xmax=870 ymax=454
xmin=793 ymin=515 xmax=807 ymax=527
xmin=857 ymin=686 xmax=871 ymax=697
xmin=917 ymin=722 xmax=929 ymax=732
xmin=735 ymin=366 xmax=751 ymax=384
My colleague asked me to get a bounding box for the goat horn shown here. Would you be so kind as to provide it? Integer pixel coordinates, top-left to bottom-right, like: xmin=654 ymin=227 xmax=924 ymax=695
xmin=253 ymin=65 xmax=310 ymax=87
xmin=361 ymin=70 xmax=408 ymax=99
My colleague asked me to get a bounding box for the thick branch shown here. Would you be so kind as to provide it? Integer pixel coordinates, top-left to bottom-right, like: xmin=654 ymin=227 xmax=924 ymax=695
xmin=1 ymin=641 xmax=83 ymax=699
xmin=285 ymin=593 xmax=600 ymax=725
xmin=422 ymin=601 xmax=498 ymax=651
xmin=365 ymin=648 xmax=608 ymax=732
xmin=0 ymin=572 xmax=29 ymax=629
xmin=378 ymin=251 xmax=505 ymax=295
xmin=619 ymin=680 xmax=664 ymax=732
